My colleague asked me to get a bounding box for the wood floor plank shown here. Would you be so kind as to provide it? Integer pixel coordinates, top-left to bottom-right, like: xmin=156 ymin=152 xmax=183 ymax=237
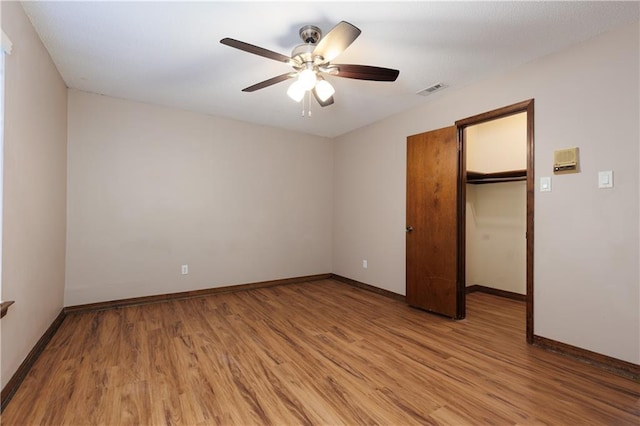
xmin=2 ymin=279 xmax=638 ymax=425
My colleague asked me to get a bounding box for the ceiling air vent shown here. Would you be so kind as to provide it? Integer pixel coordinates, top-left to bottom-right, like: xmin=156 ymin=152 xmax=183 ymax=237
xmin=416 ymin=83 xmax=447 ymax=96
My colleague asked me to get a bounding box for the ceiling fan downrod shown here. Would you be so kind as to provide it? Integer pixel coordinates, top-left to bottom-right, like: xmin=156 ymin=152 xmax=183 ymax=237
xmin=299 ymin=25 xmax=322 ymax=44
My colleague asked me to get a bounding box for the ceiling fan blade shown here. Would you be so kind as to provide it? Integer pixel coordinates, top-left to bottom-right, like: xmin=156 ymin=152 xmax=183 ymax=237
xmin=332 ymin=64 xmax=399 ymax=81
xmin=220 ymin=38 xmax=292 ymax=64
xmin=312 ymin=88 xmax=334 ymax=107
xmin=313 ymin=21 xmax=361 ymax=63
xmin=242 ymin=73 xmax=295 ymax=92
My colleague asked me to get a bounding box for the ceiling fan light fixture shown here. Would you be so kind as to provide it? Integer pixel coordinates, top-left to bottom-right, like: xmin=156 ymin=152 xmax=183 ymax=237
xmin=287 ymin=80 xmax=305 ymax=102
xmin=315 ymin=79 xmax=335 ymax=102
xmin=298 ymin=68 xmax=317 ymax=91
xmin=222 ymin=21 xmax=399 ymax=109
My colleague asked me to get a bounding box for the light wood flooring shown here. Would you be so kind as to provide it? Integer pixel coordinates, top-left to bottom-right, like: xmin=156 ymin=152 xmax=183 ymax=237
xmin=2 ymin=279 xmax=639 ymax=425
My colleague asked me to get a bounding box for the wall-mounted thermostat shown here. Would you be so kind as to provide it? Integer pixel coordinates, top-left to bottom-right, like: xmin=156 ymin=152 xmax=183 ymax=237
xmin=554 ymin=147 xmax=579 ymax=174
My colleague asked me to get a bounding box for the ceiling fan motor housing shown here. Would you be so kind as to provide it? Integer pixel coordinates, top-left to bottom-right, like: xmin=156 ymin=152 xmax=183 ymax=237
xmin=291 ymin=43 xmax=317 ymax=65
xmin=292 ymin=26 xmax=323 ymax=66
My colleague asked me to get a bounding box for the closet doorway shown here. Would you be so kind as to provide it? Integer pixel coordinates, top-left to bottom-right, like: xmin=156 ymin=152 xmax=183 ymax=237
xmin=406 ymin=100 xmax=534 ymax=342
xmin=457 ymin=100 xmax=534 ymax=342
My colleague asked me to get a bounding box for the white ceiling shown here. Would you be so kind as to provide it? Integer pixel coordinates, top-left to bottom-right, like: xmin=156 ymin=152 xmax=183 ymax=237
xmin=20 ymin=1 xmax=639 ymax=138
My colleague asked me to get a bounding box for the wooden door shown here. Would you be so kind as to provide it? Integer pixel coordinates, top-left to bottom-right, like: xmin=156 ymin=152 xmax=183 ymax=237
xmin=406 ymin=126 xmax=463 ymax=319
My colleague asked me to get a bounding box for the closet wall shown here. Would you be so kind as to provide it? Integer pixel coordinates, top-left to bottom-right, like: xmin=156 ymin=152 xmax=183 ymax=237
xmin=465 ymin=113 xmax=527 ymax=294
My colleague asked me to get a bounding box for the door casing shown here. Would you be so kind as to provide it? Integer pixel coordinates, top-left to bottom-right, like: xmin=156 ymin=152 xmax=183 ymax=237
xmin=456 ymin=99 xmax=535 ymax=343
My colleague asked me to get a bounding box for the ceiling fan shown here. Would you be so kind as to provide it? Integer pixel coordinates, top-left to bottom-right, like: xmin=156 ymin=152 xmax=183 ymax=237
xmin=220 ymin=21 xmax=400 ymax=107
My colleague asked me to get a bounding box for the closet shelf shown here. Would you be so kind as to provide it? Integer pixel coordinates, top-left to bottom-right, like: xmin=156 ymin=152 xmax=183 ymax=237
xmin=467 ymin=169 xmax=527 ymax=184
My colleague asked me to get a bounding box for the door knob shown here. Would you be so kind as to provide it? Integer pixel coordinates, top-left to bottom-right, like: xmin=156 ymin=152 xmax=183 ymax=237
xmin=406 ymin=226 xmax=413 ymax=233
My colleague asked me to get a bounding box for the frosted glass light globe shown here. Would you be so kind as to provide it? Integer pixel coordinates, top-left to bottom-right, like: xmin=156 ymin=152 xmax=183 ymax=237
xmin=315 ymin=79 xmax=335 ymax=102
xmin=298 ymin=69 xmax=317 ymax=91
xmin=287 ymin=81 xmax=305 ymax=102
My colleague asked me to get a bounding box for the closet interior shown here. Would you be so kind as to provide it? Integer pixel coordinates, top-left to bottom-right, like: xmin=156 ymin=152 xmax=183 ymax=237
xmin=465 ymin=112 xmax=527 ymax=297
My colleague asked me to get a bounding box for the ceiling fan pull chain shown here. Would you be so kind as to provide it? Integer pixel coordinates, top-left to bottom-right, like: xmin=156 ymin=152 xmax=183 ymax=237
xmin=301 ymin=91 xmax=312 ymax=117
xmin=303 ymin=92 xmax=308 ymax=117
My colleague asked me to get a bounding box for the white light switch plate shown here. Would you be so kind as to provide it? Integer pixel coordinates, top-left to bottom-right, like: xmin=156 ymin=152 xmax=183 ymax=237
xmin=540 ymin=177 xmax=551 ymax=192
xmin=598 ymin=171 xmax=613 ymax=189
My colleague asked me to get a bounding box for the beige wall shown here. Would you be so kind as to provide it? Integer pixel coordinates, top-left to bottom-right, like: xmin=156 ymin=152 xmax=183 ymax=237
xmin=466 ymin=182 xmax=526 ymax=294
xmin=333 ymin=21 xmax=639 ymax=364
xmin=1 ymin=2 xmax=67 ymax=388
xmin=466 ymin=112 xmax=527 ymax=172
xmin=66 ymin=90 xmax=333 ymax=305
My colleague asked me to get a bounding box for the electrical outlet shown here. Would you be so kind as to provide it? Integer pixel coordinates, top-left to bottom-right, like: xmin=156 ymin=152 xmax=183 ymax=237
xmin=181 ymin=264 xmax=189 ymax=275
xmin=362 ymin=259 xmax=368 ymax=269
